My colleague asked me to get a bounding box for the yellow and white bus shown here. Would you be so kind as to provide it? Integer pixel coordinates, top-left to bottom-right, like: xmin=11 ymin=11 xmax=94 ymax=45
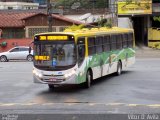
xmin=32 ymin=27 xmax=135 ymax=89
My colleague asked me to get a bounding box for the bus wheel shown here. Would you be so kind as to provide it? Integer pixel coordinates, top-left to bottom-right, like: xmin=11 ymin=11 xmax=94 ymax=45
xmin=48 ymin=84 xmax=55 ymax=90
xmin=84 ymin=70 xmax=92 ymax=88
xmin=116 ymin=61 xmax=122 ymax=76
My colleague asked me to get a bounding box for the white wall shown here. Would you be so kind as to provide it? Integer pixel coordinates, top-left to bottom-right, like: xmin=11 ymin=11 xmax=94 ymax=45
xmin=0 ymin=2 xmax=39 ymax=10
xmin=64 ymin=14 xmax=113 ymax=24
xmin=118 ymin=17 xmax=133 ymax=29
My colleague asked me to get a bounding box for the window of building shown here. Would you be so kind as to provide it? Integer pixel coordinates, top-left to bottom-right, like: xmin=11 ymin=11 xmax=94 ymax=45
xmin=8 ymin=7 xmax=13 ymax=10
xmin=28 ymin=27 xmax=56 ymax=38
xmin=1 ymin=28 xmax=25 ymax=39
xmin=59 ymin=27 xmax=67 ymax=32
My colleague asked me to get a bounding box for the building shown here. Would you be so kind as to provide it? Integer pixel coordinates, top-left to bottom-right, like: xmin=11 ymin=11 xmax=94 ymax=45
xmin=33 ymin=0 xmax=46 ymax=5
xmin=0 ymin=10 xmax=82 ymax=52
xmin=0 ymin=0 xmax=33 ymax=2
xmin=117 ymin=0 xmax=160 ymax=47
xmin=0 ymin=2 xmax=39 ymax=10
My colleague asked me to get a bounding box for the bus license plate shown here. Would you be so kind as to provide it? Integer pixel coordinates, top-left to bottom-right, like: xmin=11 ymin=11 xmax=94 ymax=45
xmin=48 ymin=78 xmax=63 ymax=82
xmin=49 ymin=78 xmax=57 ymax=82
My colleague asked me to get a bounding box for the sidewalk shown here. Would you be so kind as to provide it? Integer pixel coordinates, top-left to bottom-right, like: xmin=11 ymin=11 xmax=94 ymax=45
xmin=135 ymin=46 xmax=160 ymax=58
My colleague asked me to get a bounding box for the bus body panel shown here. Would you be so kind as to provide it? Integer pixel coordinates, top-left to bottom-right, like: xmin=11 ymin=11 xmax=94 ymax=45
xmin=32 ymin=27 xmax=135 ymax=86
xmin=85 ymin=48 xmax=135 ymax=80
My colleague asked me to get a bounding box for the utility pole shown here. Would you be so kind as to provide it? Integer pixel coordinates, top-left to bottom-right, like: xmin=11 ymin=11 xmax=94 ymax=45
xmin=89 ymin=0 xmax=96 ymax=14
xmin=109 ymin=0 xmax=118 ymax=27
xmin=47 ymin=0 xmax=52 ymax=32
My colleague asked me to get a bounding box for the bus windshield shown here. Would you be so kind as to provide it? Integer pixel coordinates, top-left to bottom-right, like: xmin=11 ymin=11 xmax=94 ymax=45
xmin=34 ymin=41 xmax=77 ymax=71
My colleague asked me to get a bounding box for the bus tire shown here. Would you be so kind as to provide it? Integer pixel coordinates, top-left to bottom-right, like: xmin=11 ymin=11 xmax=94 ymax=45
xmin=116 ymin=61 xmax=122 ymax=76
xmin=48 ymin=84 xmax=55 ymax=90
xmin=84 ymin=70 xmax=92 ymax=88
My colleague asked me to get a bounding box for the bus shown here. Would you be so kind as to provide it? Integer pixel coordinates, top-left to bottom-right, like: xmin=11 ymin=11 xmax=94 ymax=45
xmin=32 ymin=27 xmax=135 ymax=89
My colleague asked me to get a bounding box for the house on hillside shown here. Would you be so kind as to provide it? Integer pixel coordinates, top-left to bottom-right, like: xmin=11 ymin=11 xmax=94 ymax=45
xmin=0 ymin=11 xmax=82 ymax=51
xmin=0 ymin=12 xmax=82 ymax=39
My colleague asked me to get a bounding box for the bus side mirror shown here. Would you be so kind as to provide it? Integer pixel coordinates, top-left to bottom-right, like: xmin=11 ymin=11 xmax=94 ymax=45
xmin=28 ymin=41 xmax=33 ymax=54
xmin=29 ymin=47 xmax=31 ymax=54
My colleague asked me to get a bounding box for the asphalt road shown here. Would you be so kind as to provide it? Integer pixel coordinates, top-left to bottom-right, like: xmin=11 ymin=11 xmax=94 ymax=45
xmin=0 ymin=53 xmax=160 ymax=119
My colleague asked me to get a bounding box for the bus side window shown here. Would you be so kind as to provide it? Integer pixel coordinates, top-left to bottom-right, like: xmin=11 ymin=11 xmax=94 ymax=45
xmin=116 ymin=34 xmax=123 ymax=50
xmin=88 ymin=37 xmax=96 ymax=55
xmin=128 ymin=33 xmax=133 ymax=48
xmin=123 ymin=34 xmax=128 ymax=48
xmin=111 ymin=35 xmax=117 ymax=50
xmin=103 ymin=35 xmax=111 ymax=52
xmin=95 ymin=36 xmax=103 ymax=53
xmin=77 ymin=37 xmax=85 ymax=67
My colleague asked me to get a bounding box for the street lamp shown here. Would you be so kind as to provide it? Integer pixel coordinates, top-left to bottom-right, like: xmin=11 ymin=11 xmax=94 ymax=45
xmin=47 ymin=0 xmax=52 ymax=32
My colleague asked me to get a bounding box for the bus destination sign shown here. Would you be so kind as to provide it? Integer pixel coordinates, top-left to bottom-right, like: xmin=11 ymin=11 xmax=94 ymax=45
xmin=38 ymin=35 xmax=68 ymax=41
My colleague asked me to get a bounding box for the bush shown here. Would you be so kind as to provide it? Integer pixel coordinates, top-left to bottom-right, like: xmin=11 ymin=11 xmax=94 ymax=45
xmin=0 ymin=41 xmax=7 ymax=47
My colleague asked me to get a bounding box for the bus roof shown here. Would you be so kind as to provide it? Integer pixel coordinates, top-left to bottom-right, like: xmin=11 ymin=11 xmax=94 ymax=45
xmin=35 ymin=27 xmax=134 ymax=37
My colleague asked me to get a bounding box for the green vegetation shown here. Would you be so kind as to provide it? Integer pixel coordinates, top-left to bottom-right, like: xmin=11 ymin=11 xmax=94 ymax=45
xmin=97 ymin=18 xmax=112 ymax=28
xmin=65 ymin=24 xmax=85 ymax=31
xmin=64 ymin=19 xmax=113 ymax=31
xmin=153 ymin=17 xmax=160 ymax=22
xmin=0 ymin=41 xmax=7 ymax=47
xmin=125 ymin=0 xmax=132 ymax=5
xmin=56 ymin=0 xmax=108 ymax=9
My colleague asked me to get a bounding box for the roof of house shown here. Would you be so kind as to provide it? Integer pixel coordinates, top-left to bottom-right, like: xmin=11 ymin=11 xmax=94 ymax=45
xmin=22 ymin=13 xmax=82 ymax=25
xmin=0 ymin=12 xmax=37 ymax=27
xmin=0 ymin=10 xmax=82 ymax=28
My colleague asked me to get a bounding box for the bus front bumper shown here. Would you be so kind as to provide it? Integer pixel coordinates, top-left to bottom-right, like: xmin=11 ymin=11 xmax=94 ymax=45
xmin=33 ymin=74 xmax=78 ymax=85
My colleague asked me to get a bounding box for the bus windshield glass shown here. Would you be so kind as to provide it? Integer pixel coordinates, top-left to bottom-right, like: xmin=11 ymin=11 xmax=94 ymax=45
xmin=34 ymin=41 xmax=76 ymax=71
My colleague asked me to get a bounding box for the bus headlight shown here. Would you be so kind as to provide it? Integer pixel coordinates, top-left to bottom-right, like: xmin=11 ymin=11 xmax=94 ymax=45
xmin=37 ymin=73 xmax=43 ymax=78
xmin=33 ymin=69 xmax=43 ymax=78
xmin=64 ymin=70 xmax=76 ymax=78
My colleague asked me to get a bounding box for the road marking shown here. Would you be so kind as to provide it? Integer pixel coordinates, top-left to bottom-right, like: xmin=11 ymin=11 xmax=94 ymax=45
xmin=127 ymin=104 xmax=138 ymax=107
xmin=147 ymin=104 xmax=160 ymax=108
xmin=0 ymin=103 xmax=160 ymax=108
xmin=42 ymin=103 xmax=55 ymax=106
xmin=107 ymin=103 xmax=125 ymax=106
xmin=89 ymin=103 xmax=95 ymax=106
xmin=0 ymin=103 xmax=15 ymax=106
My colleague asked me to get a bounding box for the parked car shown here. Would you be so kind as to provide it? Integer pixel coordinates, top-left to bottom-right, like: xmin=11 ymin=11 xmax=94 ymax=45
xmin=0 ymin=46 xmax=33 ymax=62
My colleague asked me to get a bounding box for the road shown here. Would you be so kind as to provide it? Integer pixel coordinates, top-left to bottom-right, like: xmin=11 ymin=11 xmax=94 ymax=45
xmin=0 ymin=56 xmax=160 ymax=119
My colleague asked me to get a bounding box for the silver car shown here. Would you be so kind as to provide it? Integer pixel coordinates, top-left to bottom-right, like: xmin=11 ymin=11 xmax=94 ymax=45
xmin=0 ymin=46 xmax=33 ymax=62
